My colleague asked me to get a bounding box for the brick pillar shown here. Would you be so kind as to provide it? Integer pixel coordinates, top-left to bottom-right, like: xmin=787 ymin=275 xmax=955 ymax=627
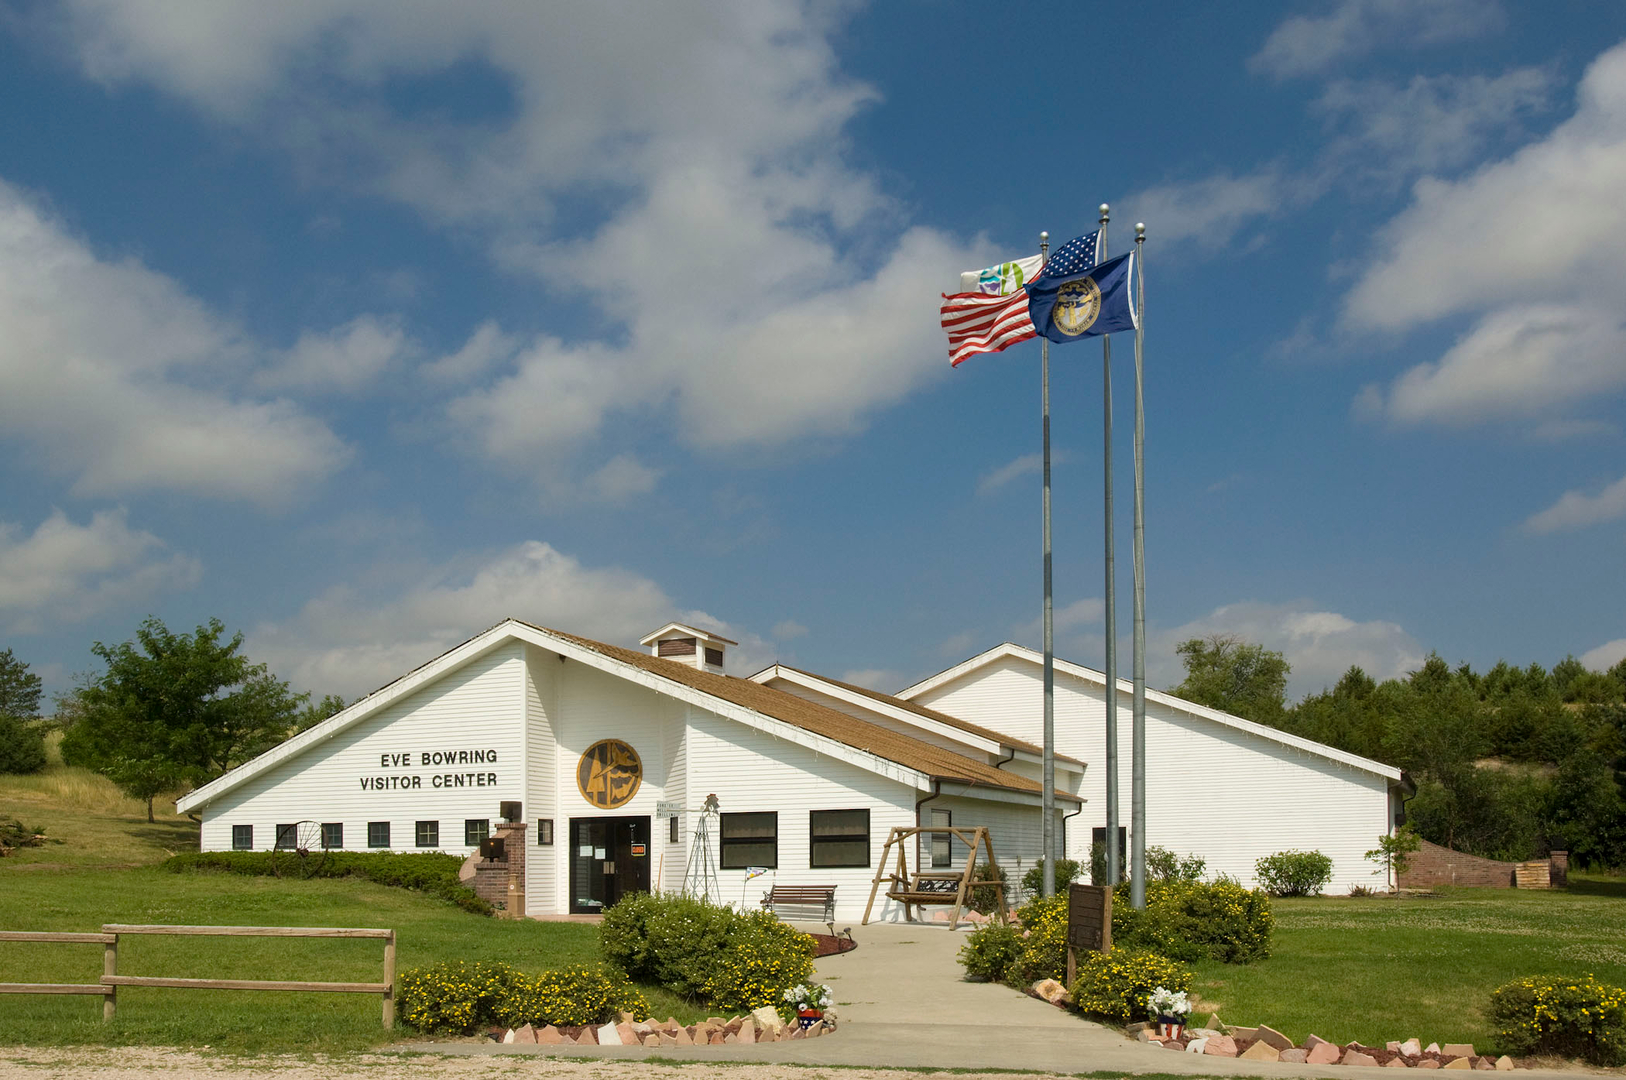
xmin=494 ymin=821 xmax=527 ymax=918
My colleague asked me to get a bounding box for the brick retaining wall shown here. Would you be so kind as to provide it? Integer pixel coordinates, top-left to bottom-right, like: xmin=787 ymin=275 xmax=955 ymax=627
xmin=1398 ymin=840 xmax=1568 ymax=889
xmin=470 ymin=821 xmax=529 ymax=915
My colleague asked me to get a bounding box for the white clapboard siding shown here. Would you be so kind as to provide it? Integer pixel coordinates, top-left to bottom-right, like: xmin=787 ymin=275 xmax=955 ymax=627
xmin=523 ymin=645 xmax=559 ymax=915
xmin=914 ymin=654 xmax=1394 ymax=893
xmin=682 ymin=708 xmax=920 ymax=923
xmin=200 ymin=641 xmax=527 ymax=856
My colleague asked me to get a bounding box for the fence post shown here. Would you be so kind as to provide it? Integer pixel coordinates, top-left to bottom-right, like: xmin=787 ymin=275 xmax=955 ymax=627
xmin=103 ymin=933 xmax=118 ymax=1021
xmin=381 ymin=930 xmax=395 ymax=1029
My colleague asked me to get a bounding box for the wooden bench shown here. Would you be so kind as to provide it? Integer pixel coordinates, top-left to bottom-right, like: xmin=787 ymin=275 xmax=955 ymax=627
xmin=761 ymin=884 xmax=837 ymax=927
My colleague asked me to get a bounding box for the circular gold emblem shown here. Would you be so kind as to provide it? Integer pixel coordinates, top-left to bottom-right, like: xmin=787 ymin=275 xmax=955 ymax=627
xmin=577 ymin=739 xmax=642 ymax=809
xmin=1053 ymin=277 xmax=1102 ymax=337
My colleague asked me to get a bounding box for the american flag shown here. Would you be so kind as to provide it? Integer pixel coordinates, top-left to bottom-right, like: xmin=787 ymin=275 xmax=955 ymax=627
xmin=940 ymin=289 xmax=1037 ymax=366
xmin=940 ymin=231 xmax=1100 ymax=366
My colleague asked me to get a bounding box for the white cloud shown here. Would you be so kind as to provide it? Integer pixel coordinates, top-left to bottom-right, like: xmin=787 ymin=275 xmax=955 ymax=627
xmin=1581 ymin=638 xmax=1626 ymax=672
xmin=934 ymin=630 xmax=978 ymax=660
xmin=1016 ymin=597 xmax=1106 ymax=644
xmin=1250 ymin=0 xmax=1505 ymax=80
xmin=420 ymin=321 xmax=519 ymax=384
xmin=1524 ymin=471 xmax=1626 ymax=534
xmin=0 ymin=509 xmax=200 ymax=632
xmin=977 ymin=452 xmax=1058 ymax=496
xmin=1314 ymin=68 xmax=1555 ymax=184
xmin=259 ymin=314 xmax=409 ymax=393
xmin=1367 ymin=305 xmax=1626 ymax=425
xmin=248 ymin=538 xmax=768 ymax=697
xmin=1149 ymin=600 xmax=1425 ymax=701
xmin=1117 ymin=168 xmax=1297 ymax=255
xmin=1346 ymin=40 xmax=1626 ymax=428
xmin=0 ymin=179 xmax=350 ymax=506
xmin=840 ymin=669 xmax=902 ymax=692
xmin=771 ymin=620 xmax=808 ymax=641
xmin=39 ymin=3 xmax=985 ymax=469
xmin=582 ymin=454 xmax=661 ymax=504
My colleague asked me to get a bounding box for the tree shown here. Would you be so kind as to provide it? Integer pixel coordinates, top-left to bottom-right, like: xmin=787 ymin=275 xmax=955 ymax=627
xmin=59 ymin=617 xmax=305 ymax=821
xmin=0 ymin=648 xmax=43 ymax=719
xmin=293 ymin=694 xmax=346 ymax=735
xmin=1365 ymin=827 xmax=1421 ymax=896
xmin=1171 ymin=634 xmax=1290 ymax=724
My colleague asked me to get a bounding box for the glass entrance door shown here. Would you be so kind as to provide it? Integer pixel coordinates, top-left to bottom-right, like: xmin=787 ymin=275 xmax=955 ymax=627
xmin=569 ymin=816 xmax=651 ymax=914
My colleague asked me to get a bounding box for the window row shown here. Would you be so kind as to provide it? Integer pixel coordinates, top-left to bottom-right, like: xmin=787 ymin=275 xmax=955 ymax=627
xmin=229 ymin=819 xmax=491 ymax=850
xmin=717 ymin=809 xmax=872 ymax=869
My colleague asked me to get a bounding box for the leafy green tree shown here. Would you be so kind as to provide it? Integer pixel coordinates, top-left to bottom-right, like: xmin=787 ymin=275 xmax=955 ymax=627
xmin=294 ymin=693 xmax=347 ymax=734
xmin=59 ymin=617 xmax=305 ymax=821
xmin=1365 ymin=827 xmax=1421 ymax=896
xmin=1171 ymin=635 xmax=1290 ymax=724
xmin=0 ymin=648 xmax=43 ymax=719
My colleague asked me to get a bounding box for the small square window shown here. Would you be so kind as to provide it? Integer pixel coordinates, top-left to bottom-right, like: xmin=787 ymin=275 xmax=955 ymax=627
xmin=464 ymin=819 xmax=490 ymax=847
xmin=321 ymin=822 xmax=343 ymax=849
xmin=231 ymin=824 xmax=253 ymax=851
xmin=274 ymin=823 xmax=297 ymax=850
xmin=415 ymin=820 xmax=439 ymax=848
xmin=368 ymin=822 xmax=391 ymax=848
xmin=668 ymin=815 xmax=679 ymax=843
xmin=810 ymin=808 xmax=870 ymax=868
xmin=537 ymin=819 xmax=554 ymax=846
xmin=719 ymin=811 xmax=777 ymax=869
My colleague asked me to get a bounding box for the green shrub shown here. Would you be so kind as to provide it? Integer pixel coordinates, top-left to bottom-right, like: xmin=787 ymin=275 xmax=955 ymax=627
xmin=1021 ymin=858 xmax=1081 ymax=897
xmin=1089 ymin=841 xmax=1109 ymax=885
xmin=1488 ymin=975 xmax=1626 ymax=1066
xmin=0 ymin=715 xmax=47 ymax=775
xmin=1254 ymin=849 xmax=1334 ymax=896
xmin=702 ymin=910 xmax=816 ymax=1016
xmin=968 ymin=860 xmax=1007 ymax=914
xmin=1113 ymin=879 xmax=1273 ymax=964
xmin=1146 ymin=845 xmax=1206 ymax=883
xmin=598 ymin=892 xmax=814 ymax=1014
xmin=958 ymin=922 xmax=1025 ymax=983
xmin=1069 ymin=949 xmax=1192 ymax=1021
xmin=163 ymin=850 xmax=491 ymax=914
xmin=397 ymin=960 xmax=646 ymax=1034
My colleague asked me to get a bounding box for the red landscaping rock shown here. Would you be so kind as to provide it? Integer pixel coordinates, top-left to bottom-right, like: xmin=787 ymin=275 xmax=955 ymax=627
xmin=1442 ymin=1057 xmax=1470 ymax=1069
xmin=672 ymin=1027 xmax=692 ymax=1046
xmin=1306 ymin=1034 xmax=1337 ymax=1050
xmin=1443 ymin=1044 xmax=1475 ymax=1059
xmin=1417 ymin=1061 xmax=1440 ymax=1069
xmin=1240 ymin=1039 xmax=1279 ymax=1062
xmin=1385 ymin=1057 xmax=1410 ymax=1067
xmin=1343 ymin=1050 xmax=1380 ymax=1067
xmin=1401 ymin=1039 xmax=1422 ymax=1057
xmin=1257 ymin=1025 xmax=1293 ymax=1051
xmin=1473 ymin=1058 xmax=1494 ymax=1071
xmin=1279 ymin=1049 xmax=1309 ymax=1064
xmin=538 ymin=1026 xmax=562 ymax=1045
xmin=1307 ymin=1042 xmax=1343 ymax=1064
xmin=1204 ymin=1036 xmax=1238 ymax=1057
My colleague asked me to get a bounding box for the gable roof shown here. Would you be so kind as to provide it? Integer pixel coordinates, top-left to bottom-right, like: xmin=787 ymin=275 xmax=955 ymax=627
xmin=749 ymin=663 xmax=1085 ymax=768
xmin=899 ymin=642 xmax=1407 ymax=785
xmin=179 ymin=621 xmax=1079 ymax=813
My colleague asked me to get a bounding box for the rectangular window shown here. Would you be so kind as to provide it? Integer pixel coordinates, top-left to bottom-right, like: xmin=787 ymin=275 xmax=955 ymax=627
xmin=537 ymin=818 xmax=554 ymax=846
xmin=368 ymin=821 xmax=391 ymax=848
xmin=415 ymin=820 xmax=439 ymax=848
xmin=930 ymin=808 xmax=952 ymax=868
xmin=668 ymin=815 xmax=679 ymax=843
xmin=274 ymin=823 xmax=297 ymax=850
xmin=464 ymin=819 xmax=490 ymax=847
xmin=231 ymin=824 xmax=253 ymax=851
xmin=704 ymin=647 xmax=724 ymax=666
xmin=320 ymin=822 xmax=343 ymax=849
xmin=810 ymin=808 xmax=870 ymax=868
xmin=719 ymin=811 xmax=777 ymax=869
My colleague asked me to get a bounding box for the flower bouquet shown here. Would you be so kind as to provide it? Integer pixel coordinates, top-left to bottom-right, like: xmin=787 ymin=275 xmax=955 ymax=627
xmin=1147 ymin=986 xmax=1191 ymax=1040
xmin=783 ymin=982 xmax=834 ymax=1029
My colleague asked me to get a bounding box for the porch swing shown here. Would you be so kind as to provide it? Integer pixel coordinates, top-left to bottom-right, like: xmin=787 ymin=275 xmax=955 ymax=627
xmin=861 ymin=825 xmax=1006 ymax=930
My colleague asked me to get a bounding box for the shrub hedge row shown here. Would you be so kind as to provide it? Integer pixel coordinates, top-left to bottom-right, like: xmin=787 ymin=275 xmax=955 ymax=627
xmin=398 ymin=960 xmax=647 ymax=1033
xmin=162 ymin=850 xmax=492 ymax=914
xmin=1488 ymin=974 xmax=1626 ymax=1066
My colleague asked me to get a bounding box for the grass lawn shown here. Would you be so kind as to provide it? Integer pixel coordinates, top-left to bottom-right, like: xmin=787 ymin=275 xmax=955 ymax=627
xmin=1188 ymin=877 xmax=1626 ymax=1053
xmin=1 ymin=756 xmax=707 ymax=1053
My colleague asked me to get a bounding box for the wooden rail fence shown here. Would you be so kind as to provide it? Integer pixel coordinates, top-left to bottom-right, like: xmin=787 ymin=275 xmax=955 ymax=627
xmin=0 ymin=924 xmax=396 ymax=1028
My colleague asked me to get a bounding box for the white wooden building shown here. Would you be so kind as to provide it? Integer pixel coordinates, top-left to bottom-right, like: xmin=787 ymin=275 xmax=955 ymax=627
xmin=895 ymin=643 xmax=1411 ymax=893
xmin=176 ymin=620 xmax=1081 ymax=922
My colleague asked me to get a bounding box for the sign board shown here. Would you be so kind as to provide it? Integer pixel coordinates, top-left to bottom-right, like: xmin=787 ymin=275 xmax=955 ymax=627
xmin=655 ymin=800 xmax=682 ymax=820
xmin=1065 ymin=883 xmax=1112 ymax=984
xmin=631 ymin=843 xmax=647 ymax=858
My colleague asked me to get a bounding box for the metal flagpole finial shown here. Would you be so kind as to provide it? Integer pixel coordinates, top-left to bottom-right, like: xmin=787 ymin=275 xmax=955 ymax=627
xmin=1135 ymin=222 xmax=1146 ymax=240
xmin=1039 ymin=230 xmax=1049 ymax=242
xmin=1099 ymin=203 xmax=1110 ymax=224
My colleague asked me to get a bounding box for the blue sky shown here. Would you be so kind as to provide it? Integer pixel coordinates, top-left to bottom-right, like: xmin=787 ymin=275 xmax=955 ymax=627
xmin=3 ymin=0 xmax=1625 ymax=707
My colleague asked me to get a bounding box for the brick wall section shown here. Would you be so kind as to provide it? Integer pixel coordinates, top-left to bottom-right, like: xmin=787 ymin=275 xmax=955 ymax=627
xmin=495 ymin=821 xmax=527 ymax=918
xmin=1399 ymin=840 xmax=1571 ymax=889
xmin=473 ymin=861 xmax=509 ymax=908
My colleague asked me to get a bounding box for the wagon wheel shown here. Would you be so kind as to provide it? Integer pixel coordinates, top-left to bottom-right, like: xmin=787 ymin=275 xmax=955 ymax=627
xmin=269 ymin=820 xmax=333 ymax=879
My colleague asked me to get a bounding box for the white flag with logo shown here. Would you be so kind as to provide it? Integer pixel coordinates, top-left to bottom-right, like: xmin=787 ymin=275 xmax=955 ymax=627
xmin=958 ymin=253 xmax=1044 ymax=296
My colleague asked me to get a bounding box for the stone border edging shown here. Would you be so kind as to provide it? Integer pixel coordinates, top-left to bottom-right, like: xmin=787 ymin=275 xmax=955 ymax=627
xmin=495 ymin=1006 xmax=833 ymax=1047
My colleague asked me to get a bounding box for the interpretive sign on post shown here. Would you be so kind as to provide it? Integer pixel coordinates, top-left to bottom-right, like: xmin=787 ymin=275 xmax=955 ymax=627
xmin=1066 ymin=883 xmax=1112 ymax=984
xmin=655 ymin=801 xmax=682 ymax=819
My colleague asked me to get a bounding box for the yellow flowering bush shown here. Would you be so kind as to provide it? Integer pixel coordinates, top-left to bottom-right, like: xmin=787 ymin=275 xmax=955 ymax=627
xmin=702 ymin=910 xmax=816 ymax=1016
xmin=1069 ymin=949 xmax=1192 ymax=1022
xmin=1488 ymin=975 xmax=1626 ymax=1066
xmin=397 ymin=960 xmax=646 ymax=1034
xmin=957 ymin=922 xmax=1025 ymax=983
xmin=1013 ymin=894 xmax=1069 ymax=983
xmin=1113 ymin=879 xmax=1273 ymax=963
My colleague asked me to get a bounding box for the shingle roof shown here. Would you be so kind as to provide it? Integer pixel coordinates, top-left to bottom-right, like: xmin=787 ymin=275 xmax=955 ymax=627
xmin=771 ymin=665 xmax=1085 ymax=767
xmin=537 ymin=623 xmax=1079 ymax=802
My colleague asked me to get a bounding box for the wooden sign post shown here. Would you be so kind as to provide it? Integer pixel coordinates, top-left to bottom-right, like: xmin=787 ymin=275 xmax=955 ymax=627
xmin=1066 ymin=883 xmax=1112 ymax=985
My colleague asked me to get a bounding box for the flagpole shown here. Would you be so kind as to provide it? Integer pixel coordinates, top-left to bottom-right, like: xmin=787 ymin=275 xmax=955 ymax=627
xmin=1100 ymin=202 xmax=1120 ymax=888
xmin=1039 ymin=230 xmax=1056 ymax=899
xmin=1131 ymin=222 xmax=1148 ymax=911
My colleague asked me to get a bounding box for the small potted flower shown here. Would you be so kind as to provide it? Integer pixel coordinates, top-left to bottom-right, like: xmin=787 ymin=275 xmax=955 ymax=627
xmin=783 ymin=982 xmax=834 ymax=1029
xmin=1147 ymin=986 xmax=1191 ymax=1040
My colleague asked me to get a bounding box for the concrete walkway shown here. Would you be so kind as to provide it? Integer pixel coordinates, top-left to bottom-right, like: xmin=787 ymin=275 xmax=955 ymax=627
xmin=396 ymin=921 xmax=1602 ymax=1078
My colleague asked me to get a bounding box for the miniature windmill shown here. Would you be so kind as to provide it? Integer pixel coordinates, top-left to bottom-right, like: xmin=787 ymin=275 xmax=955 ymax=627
xmin=681 ymin=793 xmax=722 ymax=904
